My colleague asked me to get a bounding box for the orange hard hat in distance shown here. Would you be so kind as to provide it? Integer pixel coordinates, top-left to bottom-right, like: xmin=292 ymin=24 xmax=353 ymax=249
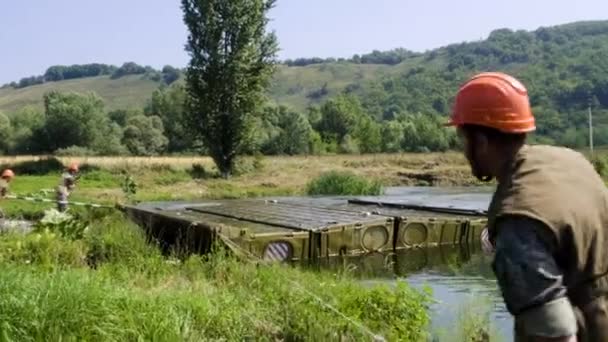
xmin=68 ymin=162 xmax=79 ymax=172
xmin=447 ymin=72 xmax=536 ymax=133
xmin=2 ymin=169 xmax=14 ymax=179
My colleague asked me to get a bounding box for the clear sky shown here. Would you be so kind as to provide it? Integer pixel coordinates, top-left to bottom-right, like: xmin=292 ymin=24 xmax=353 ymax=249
xmin=1 ymin=0 xmax=606 ymax=84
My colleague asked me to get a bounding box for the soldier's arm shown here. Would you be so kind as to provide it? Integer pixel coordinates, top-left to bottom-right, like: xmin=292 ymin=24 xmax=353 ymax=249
xmin=493 ymin=215 xmax=577 ymax=340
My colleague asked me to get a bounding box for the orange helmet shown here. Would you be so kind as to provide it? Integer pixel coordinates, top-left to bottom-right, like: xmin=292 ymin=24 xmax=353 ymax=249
xmin=68 ymin=163 xmax=79 ymax=172
xmin=447 ymin=72 xmax=536 ymax=133
xmin=2 ymin=169 xmax=14 ymax=179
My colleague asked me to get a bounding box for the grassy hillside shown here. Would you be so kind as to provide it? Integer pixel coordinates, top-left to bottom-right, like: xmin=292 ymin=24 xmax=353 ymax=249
xmin=0 ymin=62 xmax=414 ymax=113
xmin=0 ymin=75 xmax=160 ymax=113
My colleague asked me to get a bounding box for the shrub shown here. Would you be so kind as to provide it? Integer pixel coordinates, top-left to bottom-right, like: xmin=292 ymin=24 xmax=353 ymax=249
xmin=306 ymin=171 xmax=383 ymax=195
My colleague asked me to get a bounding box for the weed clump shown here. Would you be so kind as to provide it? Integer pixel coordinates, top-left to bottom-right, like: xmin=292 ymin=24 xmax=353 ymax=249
xmin=306 ymin=170 xmax=383 ymax=195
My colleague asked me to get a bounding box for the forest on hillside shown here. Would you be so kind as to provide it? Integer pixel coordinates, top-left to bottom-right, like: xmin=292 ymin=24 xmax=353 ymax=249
xmin=0 ymin=20 xmax=607 ymax=156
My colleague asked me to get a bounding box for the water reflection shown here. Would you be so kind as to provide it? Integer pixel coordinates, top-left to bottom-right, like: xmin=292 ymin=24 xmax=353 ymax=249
xmin=315 ymin=245 xmax=513 ymax=340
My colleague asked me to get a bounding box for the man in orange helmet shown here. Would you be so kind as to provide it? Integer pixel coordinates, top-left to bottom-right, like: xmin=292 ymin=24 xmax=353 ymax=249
xmin=448 ymin=72 xmax=608 ymax=341
xmin=0 ymin=169 xmax=14 ymax=198
xmin=56 ymin=162 xmax=79 ymax=212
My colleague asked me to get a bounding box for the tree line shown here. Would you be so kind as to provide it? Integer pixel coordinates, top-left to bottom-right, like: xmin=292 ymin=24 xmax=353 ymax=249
xmin=283 ymin=48 xmax=420 ymax=67
xmin=0 ymin=83 xmax=455 ymax=158
xmin=1 ymin=63 xmax=182 ymax=89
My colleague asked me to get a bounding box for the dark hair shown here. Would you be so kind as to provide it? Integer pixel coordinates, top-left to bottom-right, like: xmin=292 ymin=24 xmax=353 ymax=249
xmin=461 ymin=124 xmax=526 ymax=146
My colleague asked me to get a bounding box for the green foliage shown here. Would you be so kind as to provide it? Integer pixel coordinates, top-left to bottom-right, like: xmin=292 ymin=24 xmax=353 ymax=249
xmin=306 ymin=171 xmax=383 ymax=195
xmin=122 ymin=115 xmax=168 ymax=156
xmin=111 ymin=62 xmax=147 ymax=79
xmin=108 ymin=108 xmax=142 ymax=126
xmin=356 ymin=116 xmax=382 ymax=153
xmin=120 ymin=171 xmax=138 ymax=200
xmin=7 ymin=106 xmax=45 ymax=154
xmin=0 ymin=112 xmax=11 ymax=153
xmin=181 ymin=0 xmax=279 ymax=177
xmin=145 ymin=84 xmax=194 ymax=152
xmin=41 ymin=91 xmax=111 ymax=152
xmin=0 ymin=213 xmax=431 ymax=341
xmin=34 ymin=209 xmax=90 ymax=240
xmin=316 ymin=94 xmax=364 ymax=142
xmin=399 ymin=113 xmax=456 ymax=152
xmin=254 ymin=105 xmax=313 ymax=155
xmin=161 ymin=65 xmax=182 ymax=85
xmin=381 ymin=121 xmax=405 ymax=152
xmin=44 ymin=64 xmax=117 ymax=82
xmin=54 ymin=145 xmax=98 ymax=156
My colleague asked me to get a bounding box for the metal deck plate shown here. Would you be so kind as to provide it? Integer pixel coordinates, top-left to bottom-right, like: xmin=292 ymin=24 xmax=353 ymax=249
xmin=185 ymin=200 xmax=388 ymax=231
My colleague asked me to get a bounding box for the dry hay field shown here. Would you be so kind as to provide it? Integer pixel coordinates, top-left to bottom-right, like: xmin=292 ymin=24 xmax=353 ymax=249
xmin=0 ymin=153 xmax=475 ymax=187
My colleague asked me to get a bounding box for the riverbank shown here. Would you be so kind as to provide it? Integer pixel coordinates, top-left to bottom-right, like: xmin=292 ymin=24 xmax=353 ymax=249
xmin=0 ymin=212 xmax=434 ymax=340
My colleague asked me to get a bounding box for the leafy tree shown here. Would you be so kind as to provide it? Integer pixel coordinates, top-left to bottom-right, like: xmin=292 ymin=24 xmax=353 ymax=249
xmin=108 ymin=108 xmax=142 ymax=127
xmin=90 ymin=122 xmax=127 ymax=155
xmin=181 ymin=0 xmax=279 ymax=177
xmin=381 ymin=121 xmax=404 ymax=153
xmin=316 ymin=95 xmax=364 ymax=143
xmin=355 ymin=116 xmax=381 ymax=153
xmin=8 ymin=106 xmax=45 ymax=154
xmin=145 ymin=84 xmax=195 ymax=152
xmin=111 ymin=62 xmax=148 ymax=79
xmin=122 ymin=115 xmax=168 ymax=156
xmin=399 ymin=113 xmax=454 ymax=152
xmin=41 ymin=91 xmax=111 ymax=152
xmin=161 ymin=66 xmax=181 ymax=85
xmin=0 ymin=112 xmax=11 ymax=154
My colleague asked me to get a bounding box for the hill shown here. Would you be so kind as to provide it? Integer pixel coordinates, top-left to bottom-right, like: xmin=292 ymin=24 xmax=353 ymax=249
xmin=1 ymin=19 xmax=608 ymax=153
xmin=0 ymin=75 xmax=160 ymax=113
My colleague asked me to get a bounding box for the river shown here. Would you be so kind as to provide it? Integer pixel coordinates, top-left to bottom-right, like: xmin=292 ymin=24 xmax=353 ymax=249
xmin=347 ymin=186 xmax=513 ymax=340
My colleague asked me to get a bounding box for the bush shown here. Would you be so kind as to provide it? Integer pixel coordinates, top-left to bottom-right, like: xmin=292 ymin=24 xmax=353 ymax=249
xmin=306 ymin=171 xmax=383 ymax=195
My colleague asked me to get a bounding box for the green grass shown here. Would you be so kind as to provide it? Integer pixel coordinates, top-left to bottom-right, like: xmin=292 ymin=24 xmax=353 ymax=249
xmin=0 ymin=213 xmax=432 ymax=341
xmin=306 ymin=170 xmax=383 ymax=196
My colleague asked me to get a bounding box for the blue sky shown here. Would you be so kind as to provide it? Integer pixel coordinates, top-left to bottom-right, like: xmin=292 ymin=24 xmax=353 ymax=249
xmin=0 ymin=0 xmax=606 ymax=84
